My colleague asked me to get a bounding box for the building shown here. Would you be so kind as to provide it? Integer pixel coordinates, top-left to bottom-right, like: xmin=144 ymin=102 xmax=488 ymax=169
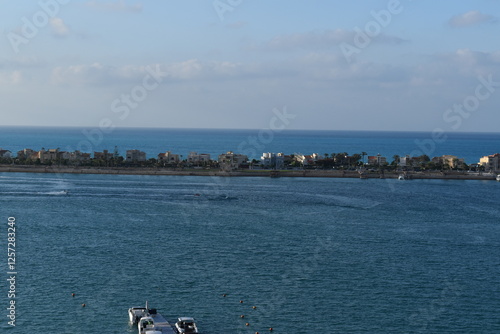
xmin=94 ymin=150 xmax=114 ymax=161
xmin=218 ymin=151 xmax=248 ymax=170
xmin=37 ymin=148 xmax=60 ymax=163
xmin=398 ymin=155 xmax=411 ymax=167
xmin=16 ymin=148 xmax=36 ymax=160
xmin=432 ymin=155 xmax=465 ymax=169
xmin=0 ymin=149 xmax=12 ymax=159
xmin=367 ymin=154 xmax=387 ymax=166
xmin=260 ymin=152 xmax=285 ymax=169
xmin=479 ymin=153 xmax=500 ymax=172
xmin=126 ymin=150 xmax=147 ymax=162
xmin=187 ymin=152 xmax=211 ymax=165
xmin=158 ymin=151 xmax=180 ymax=164
xmin=294 ymin=153 xmax=321 ymax=166
xmin=61 ymin=150 xmax=91 ymax=163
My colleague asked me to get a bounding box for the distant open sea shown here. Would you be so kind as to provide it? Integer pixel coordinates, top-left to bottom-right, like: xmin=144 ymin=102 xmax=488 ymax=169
xmin=1 ymin=127 xmax=500 ymax=333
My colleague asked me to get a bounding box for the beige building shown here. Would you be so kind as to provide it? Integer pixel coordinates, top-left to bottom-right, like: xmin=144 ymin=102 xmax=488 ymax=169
xmin=37 ymin=148 xmax=60 ymax=163
xmin=479 ymin=153 xmax=500 ymax=172
xmin=432 ymin=155 xmax=465 ymax=169
xmin=17 ymin=148 xmax=37 ymax=160
xmin=218 ymin=151 xmax=248 ymax=170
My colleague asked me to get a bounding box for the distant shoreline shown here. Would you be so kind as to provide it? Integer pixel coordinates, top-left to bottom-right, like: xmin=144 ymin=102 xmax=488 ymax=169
xmin=0 ymin=165 xmax=497 ymax=180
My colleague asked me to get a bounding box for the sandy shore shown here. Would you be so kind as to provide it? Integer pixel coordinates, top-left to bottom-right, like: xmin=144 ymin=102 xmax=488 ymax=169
xmin=0 ymin=165 xmax=497 ymax=180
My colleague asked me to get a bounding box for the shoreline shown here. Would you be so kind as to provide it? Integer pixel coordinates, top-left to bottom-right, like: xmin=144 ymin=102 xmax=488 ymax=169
xmin=0 ymin=165 xmax=497 ymax=180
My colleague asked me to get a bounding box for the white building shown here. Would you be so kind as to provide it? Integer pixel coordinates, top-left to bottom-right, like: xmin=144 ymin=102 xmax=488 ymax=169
xmin=398 ymin=155 xmax=411 ymax=167
xmin=294 ymin=153 xmax=321 ymax=166
xmin=0 ymin=149 xmax=12 ymax=159
xmin=261 ymin=152 xmax=285 ymax=169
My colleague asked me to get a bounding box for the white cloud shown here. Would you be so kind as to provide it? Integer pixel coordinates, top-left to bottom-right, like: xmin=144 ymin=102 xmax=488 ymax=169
xmin=50 ymin=17 xmax=71 ymax=38
xmin=0 ymin=71 xmax=23 ymax=85
xmin=85 ymin=0 xmax=143 ymax=13
xmin=448 ymin=10 xmax=496 ymax=28
xmin=50 ymin=60 xmax=253 ymax=86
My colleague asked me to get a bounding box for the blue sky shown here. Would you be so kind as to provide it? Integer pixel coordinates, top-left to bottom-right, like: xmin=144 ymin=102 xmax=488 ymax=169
xmin=1 ymin=0 xmax=499 ymax=131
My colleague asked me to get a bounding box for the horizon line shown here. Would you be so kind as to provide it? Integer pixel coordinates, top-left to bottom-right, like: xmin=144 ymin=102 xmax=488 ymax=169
xmin=0 ymin=125 xmax=499 ymax=135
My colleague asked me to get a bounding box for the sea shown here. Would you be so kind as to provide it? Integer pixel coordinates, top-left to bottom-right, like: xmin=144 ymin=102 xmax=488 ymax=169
xmin=1 ymin=127 xmax=500 ymax=333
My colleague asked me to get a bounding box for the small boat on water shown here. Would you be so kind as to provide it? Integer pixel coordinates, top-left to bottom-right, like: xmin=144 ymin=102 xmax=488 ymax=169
xmin=129 ymin=306 xmax=149 ymax=325
xmin=175 ymin=317 xmax=199 ymax=334
xmin=129 ymin=303 xmax=176 ymax=334
xmin=496 ymin=174 xmax=500 ymax=182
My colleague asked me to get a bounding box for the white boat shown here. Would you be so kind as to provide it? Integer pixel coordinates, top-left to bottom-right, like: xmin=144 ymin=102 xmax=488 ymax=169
xmin=129 ymin=303 xmax=176 ymax=334
xmin=175 ymin=317 xmax=199 ymax=334
xmin=497 ymin=174 xmax=500 ymax=181
xmin=129 ymin=306 xmax=149 ymax=325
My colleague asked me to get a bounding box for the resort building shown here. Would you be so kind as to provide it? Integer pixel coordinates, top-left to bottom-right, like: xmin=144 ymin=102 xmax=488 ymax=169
xmin=218 ymin=151 xmax=248 ymax=170
xmin=367 ymin=154 xmax=387 ymax=166
xmin=261 ymin=152 xmax=285 ymax=169
xmin=398 ymin=155 xmax=412 ymax=167
xmin=479 ymin=153 xmax=500 ymax=172
xmin=187 ymin=152 xmax=211 ymax=165
xmin=37 ymin=148 xmax=60 ymax=163
xmin=94 ymin=150 xmax=114 ymax=161
xmin=16 ymin=148 xmax=36 ymax=160
xmin=158 ymin=151 xmax=180 ymax=164
xmin=61 ymin=150 xmax=91 ymax=163
xmin=126 ymin=150 xmax=147 ymax=162
xmin=432 ymin=155 xmax=465 ymax=169
xmin=295 ymin=153 xmax=321 ymax=166
xmin=0 ymin=149 xmax=12 ymax=159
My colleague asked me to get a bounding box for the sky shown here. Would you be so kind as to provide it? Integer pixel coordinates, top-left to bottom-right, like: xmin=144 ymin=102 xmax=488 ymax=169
xmin=0 ymin=0 xmax=499 ymax=132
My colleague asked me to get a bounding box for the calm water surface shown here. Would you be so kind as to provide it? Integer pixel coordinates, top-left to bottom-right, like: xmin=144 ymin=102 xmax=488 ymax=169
xmin=1 ymin=173 xmax=499 ymax=333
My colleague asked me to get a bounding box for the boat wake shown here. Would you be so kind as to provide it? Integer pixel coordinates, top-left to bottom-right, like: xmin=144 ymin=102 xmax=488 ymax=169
xmin=40 ymin=190 xmax=69 ymax=196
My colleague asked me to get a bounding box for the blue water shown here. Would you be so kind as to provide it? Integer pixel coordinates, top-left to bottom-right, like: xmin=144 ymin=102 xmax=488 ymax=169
xmin=1 ymin=128 xmax=500 ymax=333
xmin=0 ymin=126 xmax=499 ymax=163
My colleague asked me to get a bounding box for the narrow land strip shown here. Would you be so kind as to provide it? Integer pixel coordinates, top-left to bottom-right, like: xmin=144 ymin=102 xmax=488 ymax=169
xmin=0 ymin=165 xmax=497 ymax=180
